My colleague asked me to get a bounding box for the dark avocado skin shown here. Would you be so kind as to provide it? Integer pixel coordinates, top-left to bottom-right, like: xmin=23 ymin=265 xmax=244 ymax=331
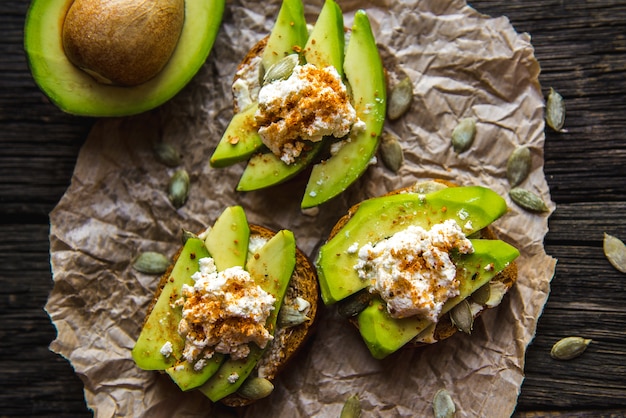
xmin=24 ymin=0 xmax=225 ymax=116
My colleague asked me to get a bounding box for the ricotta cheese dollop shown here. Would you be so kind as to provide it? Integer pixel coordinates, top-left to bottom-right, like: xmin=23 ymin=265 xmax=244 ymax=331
xmin=255 ymin=63 xmax=359 ymax=164
xmin=354 ymin=219 xmax=474 ymax=321
xmin=178 ymin=257 xmax=275 ymax=364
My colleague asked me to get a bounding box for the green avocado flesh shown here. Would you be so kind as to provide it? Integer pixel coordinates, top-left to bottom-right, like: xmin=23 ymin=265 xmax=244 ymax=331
xmin=316 ymin=186 xmax=509 ymax=304
xmin=161 ymin=207 xmax=252 ymax=391
xmin=301 ymin=9 xmax=387 ymax=208
xmin=204 ymin=206 xmax=250 ymax=271
xmin=165 ymin=353 xmax=226 ymax=392
xmin=315 ymin=185 xmax=519 ymax=358
xmin=24 ymin=0 xmax=225 ymax=117
xmin=236 ymin=141 xmax=323 ymax=191
xmin=210 ymin=103 xmax=264 ymax=168
xmin=208 ymin=0 xmax=308 ymax=169
xmin=199 ymin=230 xmax=296 ymax=402
xmin=358 ymin=239 xmax=520 ymax=359
xmin=234 ymin=0 xmax=343 ymax=191
xmin=132 ymin=237 xmax=209 ymax=371
xmin=211 ymin=0 xmax=385 ymax=208
xmin=303 ymin=0 xmax=345 ymax=75
xmin=133 ymin=206 xmax=296 ymax=395
xmin=261 ymin=0 xmax=309 ymax=71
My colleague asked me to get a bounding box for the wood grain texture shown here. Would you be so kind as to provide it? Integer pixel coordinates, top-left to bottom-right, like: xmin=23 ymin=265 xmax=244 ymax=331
xmin=1 ymin=0 xmax=625 ymax=416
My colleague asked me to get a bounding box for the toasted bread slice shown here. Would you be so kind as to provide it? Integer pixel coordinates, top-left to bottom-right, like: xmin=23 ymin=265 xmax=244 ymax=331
xmin=142 ymin=224 xmax=318 ymax=407
xmin=327 ymin=180 xmax=517 ymax=348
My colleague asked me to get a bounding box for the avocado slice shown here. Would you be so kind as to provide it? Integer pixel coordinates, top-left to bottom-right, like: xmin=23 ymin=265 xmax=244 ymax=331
xmin=132 ymin=237 xmax=210 ymax=370
xmin=199 ymin=230 xmax=296 ymax=402
xmin=24 ymin=0 xmax=224 ymax=117
xmin=301 ymin=10 xmax=386 ymax=209
xmin=357 ymin=239 xmax=520 ymax=359
xmin=234 ymin=0 xmax=343 ymax=191
xmin=261 ymin=0 xmax=308 ymax=71
xmin=315 ymin=186 xmax=508 ymax=304
xmin=236 ymin=140 xmax=323 ymax=192
xmin=303 ymin=0 xmax=345 ymax=75
xmin=163 ymin=205 xmax=251 ymax=390
xmin=210 ymin=103 xmax=265 ymax=168
xmin=210 ymin=0 xmax=308 ymax=168
xmin=204 ymin=205 xmax=250 ymax=271
xmin=165 ymin=354 xmax=227 ymax=392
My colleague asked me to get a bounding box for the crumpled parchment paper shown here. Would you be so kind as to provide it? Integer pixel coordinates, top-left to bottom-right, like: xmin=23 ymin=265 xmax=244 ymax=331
xmin=46 ymin=0 xmax=557 ymax=416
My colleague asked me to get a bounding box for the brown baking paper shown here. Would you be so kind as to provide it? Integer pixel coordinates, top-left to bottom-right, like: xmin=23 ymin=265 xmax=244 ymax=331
xmin=46 ymin=0 xmax=557 ymax=416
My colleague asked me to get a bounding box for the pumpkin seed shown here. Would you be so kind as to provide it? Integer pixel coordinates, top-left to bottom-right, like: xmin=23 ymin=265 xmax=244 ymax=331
xmin=263 ymin=54 xmax=299 ymax=85
xmin=181 ymin=229 xmax=198 ymax=245
xmin=546 ymin=87 xmax=566 ymax=132
xmin=133 ymin=251 xmax=170 ymax=274
xmin=485 ymin=281 xmax=508 ymax=308
xmin=237 ymin=377 xmax=274 ymax=400
xmin=451 ymin=117 xmax=476 ymax=153
xmin=550 ymin=336 xmax=592 ymax=360
xmin=603 ymin=233 xmax=626 ymax=273
xmin=414 ymin=323 xmax=437 ymax=344
xmin=278 ymin=305 xmax=310 ymax=327
xmin=153 ymin=142 xmax=181 ymax=167
xmin=507 ymin=146 xmax=531 ymax=187
xmin=387 ymin=76 xmax=413 ymax=120
xmin=340 ymin=394 xmax=361 ymax=418
xmin=449 ymin=299 xmax=473 ymax=334
xmin=337 ymin=289 xmax=373 ymax=318
xmin=379 ymin=131 xmax=404 ymax=172
xmin=412 ymin=180 xmax=448 ymax=195
xmin=509 ymin=187 xmax=549 ymax=212
xmin=432 ymin=389 xmax=456 ymax=418
xmin=301 ymin=206 xmax=320 ymax=217
xmin=471 ymin=282 xmax=491 ymax=305
xmin=168 ymin=169 xmax=190 ymax=209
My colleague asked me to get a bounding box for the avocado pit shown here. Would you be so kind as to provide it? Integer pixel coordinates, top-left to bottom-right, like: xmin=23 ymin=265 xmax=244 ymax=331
xmin=62 ymin=0 xmax=185 ymax=86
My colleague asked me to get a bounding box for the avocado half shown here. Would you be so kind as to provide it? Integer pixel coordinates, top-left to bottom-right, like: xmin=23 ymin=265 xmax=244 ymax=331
xmin=24 ymin=0 xmax=225 ymax=117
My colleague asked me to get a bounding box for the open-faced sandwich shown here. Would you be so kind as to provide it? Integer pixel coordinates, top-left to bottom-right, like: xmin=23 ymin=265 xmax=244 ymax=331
xmin=316 ymin=180 xmax=520 ymax=359
xmin=210 ymin=0 xmax=387 ymax=209
xmin=132 ymin=206 xmax=318 ymax=406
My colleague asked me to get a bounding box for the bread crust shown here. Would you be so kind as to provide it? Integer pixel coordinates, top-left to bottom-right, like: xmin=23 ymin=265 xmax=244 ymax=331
xmin=142 ymin=224 xmax=319 ymax=407
xmin=328 ymin=180 xmax=518 ymax=349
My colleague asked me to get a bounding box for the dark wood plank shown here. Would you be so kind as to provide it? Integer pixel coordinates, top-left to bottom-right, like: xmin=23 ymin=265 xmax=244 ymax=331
xmin=0 ymin=224 xmax=91 ymax=417
xmin=1 ymin=0 xmax=625 ymax=416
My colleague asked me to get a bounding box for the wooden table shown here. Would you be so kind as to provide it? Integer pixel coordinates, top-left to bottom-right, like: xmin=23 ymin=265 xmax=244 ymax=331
xmin=2 ymin=0 xmax=625 ymax=416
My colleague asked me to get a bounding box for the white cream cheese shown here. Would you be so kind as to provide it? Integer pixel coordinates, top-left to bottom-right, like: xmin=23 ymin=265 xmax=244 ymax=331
xmin=159 ymin=341 xmax=173 ymax=358
xmin=178 ymin=257 xmax=275 ymax=363
xmin=232 ymin=55 xmax=262 ymax=111
xmin=254 ymin=63 xmax=359 ymax=164
xmin=354 ymin=219 xmax=474 ymax=321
